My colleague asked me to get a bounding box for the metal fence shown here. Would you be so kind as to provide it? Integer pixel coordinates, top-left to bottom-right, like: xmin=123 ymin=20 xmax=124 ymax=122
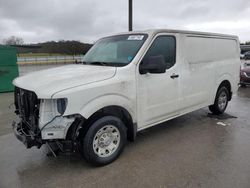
xmin=17 ymin=55 xmax=84 ymax=76
xmin=17 ymin=55 xmax=84 ymax=65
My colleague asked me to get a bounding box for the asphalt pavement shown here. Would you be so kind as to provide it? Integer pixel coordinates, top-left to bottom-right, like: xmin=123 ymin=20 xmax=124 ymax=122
xmin=0 ymin=87 xmax=250 ymax=188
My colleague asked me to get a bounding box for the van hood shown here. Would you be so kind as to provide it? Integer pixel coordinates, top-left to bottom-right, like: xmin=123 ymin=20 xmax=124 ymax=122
xmin=13 ymin=65 xmax=116 ymax=98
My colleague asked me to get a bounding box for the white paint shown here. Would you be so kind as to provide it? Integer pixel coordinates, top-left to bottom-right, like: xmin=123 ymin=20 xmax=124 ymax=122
xmin=13 ymin=29 xmax=241 ymax=140
xmin=39 ymin=99 xmax=75 ymax=139
xmin=13 ymin=64 xmax=116 ymax=98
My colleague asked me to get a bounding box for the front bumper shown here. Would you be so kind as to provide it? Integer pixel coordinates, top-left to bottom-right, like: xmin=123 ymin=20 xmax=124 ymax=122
xmin=12 ymin=121 xmax=42 ymax=148
xmin=240 ymin=73 xmax=250 ymax=85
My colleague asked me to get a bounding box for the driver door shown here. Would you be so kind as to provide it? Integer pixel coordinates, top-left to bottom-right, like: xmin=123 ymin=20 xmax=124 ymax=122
xmin=137 ymin=34 xmax=180 ymax=129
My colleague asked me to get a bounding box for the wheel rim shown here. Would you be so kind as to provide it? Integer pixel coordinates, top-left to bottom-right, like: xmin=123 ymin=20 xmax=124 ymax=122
xmin=93 ymin=125 xmax=120 ymax=158
xmin=218 ymin=91 xmax=227 ymax=110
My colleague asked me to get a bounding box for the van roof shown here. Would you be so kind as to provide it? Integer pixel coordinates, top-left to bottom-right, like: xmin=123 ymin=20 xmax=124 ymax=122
xmin=112 ymin=29 xmax=238 ymax=39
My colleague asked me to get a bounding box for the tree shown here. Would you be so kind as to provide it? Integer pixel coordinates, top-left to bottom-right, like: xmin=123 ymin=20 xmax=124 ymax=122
xmin=3 ymin=36 xmax=24 ymax=45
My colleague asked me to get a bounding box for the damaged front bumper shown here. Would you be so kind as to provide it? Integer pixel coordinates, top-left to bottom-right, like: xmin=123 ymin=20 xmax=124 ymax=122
xmin=13 ymin=87 xmax=76 ymax=149
xmin=12 ymin=121 xmax=43 ymax=148
xmin=12 ymin=115 xmax=76 ymax=149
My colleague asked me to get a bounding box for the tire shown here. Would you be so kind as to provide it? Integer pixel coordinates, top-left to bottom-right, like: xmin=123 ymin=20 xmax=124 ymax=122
xmin=81 ymin=115 xmax=127 ymax=166
xmin=209 ymin=86 xmax=229 ymax=115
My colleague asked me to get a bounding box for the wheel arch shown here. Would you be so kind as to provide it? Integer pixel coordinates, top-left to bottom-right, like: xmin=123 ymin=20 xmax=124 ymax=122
xmin=70 ymin=105 xmax=136 ymax=142
xmin=79 ymin=94 xmax=136 ymax=121
xmin=214 ymin=79 xmax=232 ymax=101
xmin=87 ymin=105 xmax=136 ymax=141
xmin=67 ymin=94 xmax=137 ymax=142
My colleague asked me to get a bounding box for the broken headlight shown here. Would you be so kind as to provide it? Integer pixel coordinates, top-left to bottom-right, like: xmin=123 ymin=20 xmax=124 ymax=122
xmin=57 ymin=98 xmax=67 ymax=115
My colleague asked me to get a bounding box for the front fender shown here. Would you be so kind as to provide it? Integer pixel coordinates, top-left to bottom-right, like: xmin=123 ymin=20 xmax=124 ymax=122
xmin=79 ymin=94 xmax=136 ymax=123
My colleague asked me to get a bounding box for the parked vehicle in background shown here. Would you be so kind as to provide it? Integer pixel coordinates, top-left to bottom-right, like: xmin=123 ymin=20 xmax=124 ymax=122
xmin=240 ymin=53 xmax=245 ymax=59
xmin=240 ymin=61 xmax=250 ymax=86
xmin=12 ymin=29 xmax=240 ymax=166
xmin=244 ymin=51 xmax=250 ymax=60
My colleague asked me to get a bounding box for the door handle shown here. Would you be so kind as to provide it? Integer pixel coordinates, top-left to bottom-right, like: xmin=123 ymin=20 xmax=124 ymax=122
xmin=170 ymin=73 xmax=179 ymax=79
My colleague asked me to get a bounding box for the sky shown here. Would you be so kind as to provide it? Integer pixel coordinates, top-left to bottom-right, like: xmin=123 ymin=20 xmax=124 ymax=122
xmin=0 ymin=0 xmax=249 ymax=44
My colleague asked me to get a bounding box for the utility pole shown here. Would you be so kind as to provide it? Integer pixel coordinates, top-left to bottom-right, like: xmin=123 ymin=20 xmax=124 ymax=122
xmin=128 ymin=0 xmax=133 ymax=31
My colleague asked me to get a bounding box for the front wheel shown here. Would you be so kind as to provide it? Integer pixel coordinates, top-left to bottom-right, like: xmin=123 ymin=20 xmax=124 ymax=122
xmin=209 ymin=86 xmax=229 ymax=115
xmin=81 ymin=115 xmax=127 ymax=166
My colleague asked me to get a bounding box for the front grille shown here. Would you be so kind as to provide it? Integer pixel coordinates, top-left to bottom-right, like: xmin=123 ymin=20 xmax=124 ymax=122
xmin=14 ymin=87 xmax=40 ymax=133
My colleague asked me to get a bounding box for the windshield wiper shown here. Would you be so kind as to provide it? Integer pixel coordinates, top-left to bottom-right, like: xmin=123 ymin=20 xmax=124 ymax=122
xmin=88 ymin=61 xmax=109 ymax=66
xmin=80 ymin=61 xmax=126 ymax=67
xmin=78 ymin=61 xmax=107 ymax=66
xmin=79 ymin=61 xmax=88 ymax=64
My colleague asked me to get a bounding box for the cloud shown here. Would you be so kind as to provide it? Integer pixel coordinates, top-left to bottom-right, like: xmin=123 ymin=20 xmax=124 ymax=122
xmin=0 ymin=0 xmax=249 ymax=43
xmin=185 ymin=20 xmax=250 ymax=42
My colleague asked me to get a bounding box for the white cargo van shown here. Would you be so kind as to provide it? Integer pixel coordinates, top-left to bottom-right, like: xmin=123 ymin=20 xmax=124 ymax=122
xmin=12 ymin=29 xmax=240 ymax=165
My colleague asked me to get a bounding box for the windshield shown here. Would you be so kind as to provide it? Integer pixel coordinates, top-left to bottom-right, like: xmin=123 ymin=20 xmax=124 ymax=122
xmin=83 ymin=34 xmax=148 ymax=66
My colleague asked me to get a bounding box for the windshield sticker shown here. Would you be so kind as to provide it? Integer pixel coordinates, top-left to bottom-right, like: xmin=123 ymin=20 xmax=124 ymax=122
xmin=127 ymin=35 xmax=144 ymax=40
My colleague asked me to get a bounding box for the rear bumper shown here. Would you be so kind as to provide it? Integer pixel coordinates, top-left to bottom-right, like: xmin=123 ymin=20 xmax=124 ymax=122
xmin=12 ymin=121 xmax=42 ymax=148
xmin=240 ymin=82 xmax=250 ymax=85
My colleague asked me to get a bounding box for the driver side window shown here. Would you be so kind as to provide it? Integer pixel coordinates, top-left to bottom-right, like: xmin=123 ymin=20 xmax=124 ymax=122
xmin=143 ymin=36 xmax=176 ymax=69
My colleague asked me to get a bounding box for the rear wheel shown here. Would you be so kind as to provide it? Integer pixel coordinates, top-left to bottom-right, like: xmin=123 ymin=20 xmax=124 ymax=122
xmin=209 ymin=86 xmax=229 ymax=115
xmin=81 ymin=115 xmax=127 ymax=166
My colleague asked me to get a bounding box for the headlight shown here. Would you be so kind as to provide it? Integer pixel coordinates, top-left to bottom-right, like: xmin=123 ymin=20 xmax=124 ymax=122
xmin=40 ymin=98 xmax=67 ymax=117
xmin=57 ymin=98 xmax=67 ymax=115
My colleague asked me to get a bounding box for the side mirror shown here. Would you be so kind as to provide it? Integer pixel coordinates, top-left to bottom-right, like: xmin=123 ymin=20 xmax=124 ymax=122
xmin=139 ymin=55 xmax=167 ymax=74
